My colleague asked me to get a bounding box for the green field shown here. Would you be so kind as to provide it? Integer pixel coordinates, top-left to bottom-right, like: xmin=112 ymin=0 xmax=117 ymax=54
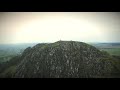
xmin=100 ymin=48 xmax=120 ymax=56
xmin=89 ymin=43 xmax=120 ymax=56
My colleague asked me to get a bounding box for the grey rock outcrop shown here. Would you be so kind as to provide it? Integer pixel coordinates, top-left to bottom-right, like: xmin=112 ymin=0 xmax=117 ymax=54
xmin=13 ymin=41 xmax=116 ymax=78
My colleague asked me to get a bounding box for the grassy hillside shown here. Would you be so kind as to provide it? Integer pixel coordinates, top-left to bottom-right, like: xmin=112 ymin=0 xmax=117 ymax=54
xmin=0 ymin=65 xmax=17 ymax=78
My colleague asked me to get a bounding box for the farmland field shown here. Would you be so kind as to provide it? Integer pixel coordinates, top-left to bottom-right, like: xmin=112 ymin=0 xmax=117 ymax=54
xmin=100 ymin=48 xmax=120 ymax=56
xmin=89 ymin=43 xmax=120 ymax=56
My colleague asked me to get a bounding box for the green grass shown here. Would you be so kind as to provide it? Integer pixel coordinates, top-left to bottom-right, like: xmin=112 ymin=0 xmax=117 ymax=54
xmin=0 ymin=65 xmax=17 ymax=78
xmin=100 ymin=48 xmax=120 ymax=56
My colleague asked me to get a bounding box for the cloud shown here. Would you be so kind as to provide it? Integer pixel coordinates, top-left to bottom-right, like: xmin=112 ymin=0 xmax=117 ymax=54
xmin=0 ymin=12 xmax=120 ymax=44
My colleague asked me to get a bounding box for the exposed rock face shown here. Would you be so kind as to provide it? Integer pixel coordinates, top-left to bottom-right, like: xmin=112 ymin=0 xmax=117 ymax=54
xmin=13 ymin=41 xmax=115 ymax=78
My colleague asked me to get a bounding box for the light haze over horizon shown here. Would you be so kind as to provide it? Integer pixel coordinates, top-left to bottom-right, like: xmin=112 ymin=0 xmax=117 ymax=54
xmin=0 ymin=12 xmax=120 ymax=44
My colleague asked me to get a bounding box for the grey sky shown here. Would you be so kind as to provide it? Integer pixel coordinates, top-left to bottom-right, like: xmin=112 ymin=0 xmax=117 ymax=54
xmin=0 ymin=12 xmax=120 ymax=44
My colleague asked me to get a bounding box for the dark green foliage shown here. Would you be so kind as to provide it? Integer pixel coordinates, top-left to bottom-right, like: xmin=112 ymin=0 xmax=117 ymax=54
xmin=0 ymin=56 xmax=22 ymax=78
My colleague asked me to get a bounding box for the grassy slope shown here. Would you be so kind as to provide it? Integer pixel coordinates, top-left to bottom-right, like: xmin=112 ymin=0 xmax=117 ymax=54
xmin=0 ymin=65 xmax=16 ymax=78
xmin=0 ymin=65 xmax=17 ymax=78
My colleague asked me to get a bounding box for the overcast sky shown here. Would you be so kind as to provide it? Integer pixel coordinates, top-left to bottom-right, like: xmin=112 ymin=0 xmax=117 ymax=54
xmin=0 ymin=12 xmax=120 ymax=44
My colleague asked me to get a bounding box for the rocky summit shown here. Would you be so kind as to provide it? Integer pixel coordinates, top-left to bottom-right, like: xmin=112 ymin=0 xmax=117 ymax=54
xmin=13 ymin=41 xmax=117 ymax=78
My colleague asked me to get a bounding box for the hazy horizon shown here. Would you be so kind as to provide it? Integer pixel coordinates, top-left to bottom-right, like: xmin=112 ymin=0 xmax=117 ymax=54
xmin=0 ymin=41 xmax=120 ymax=45
xmin=0 ymin=12 xmax=120 ymax=44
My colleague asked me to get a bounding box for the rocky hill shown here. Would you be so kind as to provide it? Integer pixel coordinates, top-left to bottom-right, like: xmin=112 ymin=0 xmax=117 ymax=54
xmin=12 ymin=41 xmax=119 ymax=78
